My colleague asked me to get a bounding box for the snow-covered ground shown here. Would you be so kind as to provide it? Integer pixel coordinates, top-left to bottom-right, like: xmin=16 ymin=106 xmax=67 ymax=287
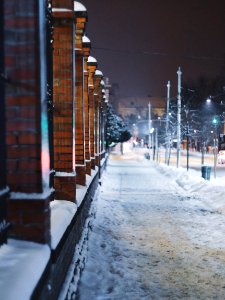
xmin=0 ymin=168 xmax=99 ymax=300
xmin=64 ymin=147 xmax=225 ymax=299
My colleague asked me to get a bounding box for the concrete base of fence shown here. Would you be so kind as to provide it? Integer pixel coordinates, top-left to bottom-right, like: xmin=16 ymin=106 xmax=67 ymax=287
xmin=33 ymin=158 xmax=107 ymax=299
xmin=34 ymin=170 xmax=99 ymax=300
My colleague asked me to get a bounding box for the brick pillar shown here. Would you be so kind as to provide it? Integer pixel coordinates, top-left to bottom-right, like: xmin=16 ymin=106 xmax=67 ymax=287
xmin=74 ymin=2 xmax=87 ymax=185
xmin=94 ymin=70 xmax=103 ymax=167
xmin=0 ymin=1 xmax=9 ymax=246
xmin=100 ymin=84 xmax=106 ymax=160
xmin=87 ymin=56 xmax=97 ymax=169
xmin=4 ymin=0 xmax=53 ymax=244
xmin=82 ymin=36 xmax=91 ymax=175
xmin=104 ymin=78 xmax=111 ymax=155
xmin=52 ymin=3 xmax=76 ymax=201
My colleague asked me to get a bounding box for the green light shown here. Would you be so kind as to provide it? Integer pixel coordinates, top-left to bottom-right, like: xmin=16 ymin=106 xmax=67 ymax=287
xmin=212 ymin=116 xmax=219 ymax=125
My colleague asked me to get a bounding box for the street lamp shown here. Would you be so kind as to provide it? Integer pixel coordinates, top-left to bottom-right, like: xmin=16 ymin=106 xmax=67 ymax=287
xmin=177 ymin=67 xmax=182 ymax=168
xmin=165 ymin=80 xmax=171 ymax=165
xmin=206 ymin=96 xmax=211 ymax=103
xmin=148 ymin=102 xmax=152 ymax=158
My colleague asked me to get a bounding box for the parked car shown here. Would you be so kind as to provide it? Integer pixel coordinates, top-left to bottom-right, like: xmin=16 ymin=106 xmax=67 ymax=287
xmin=217 ymin=150 xmax=225 ymax=164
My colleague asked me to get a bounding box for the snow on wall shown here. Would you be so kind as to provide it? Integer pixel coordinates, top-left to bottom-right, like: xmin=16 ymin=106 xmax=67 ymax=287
xmin=0 ymin=163 xmax=100 ymax=298
xmin=58 ymin=189 xmax=99 ymax=300
xmin=55 ymin=171 xmax=76 ymax=177
xmin=52 ymin=8 xmax=72 ymax=12
xmin=0 ymin=186 xmax=9 ymax=197
xmin=95 ymin=70 xmax=103 ymax=76
xmin=0 ymin=239 xmax=50 ymax=300
xmin=82 ymin=35 xmax=90 ymax=43
xmin=87 ymin=56 xmax=97 ymax=63
xmin=50 ymin=169 xmax=99 ymax=248
xmin=74 ymin=1 xmax=87 ymax=12
xmin=50 ymin=200 xmax=77 ymax=250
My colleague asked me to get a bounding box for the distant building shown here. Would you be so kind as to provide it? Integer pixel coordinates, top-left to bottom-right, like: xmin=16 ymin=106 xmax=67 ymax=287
xmin=117 ymin=96 xmax=166 ymax=142
xmin=117 ymin=96 xmax=166 ymax=119
xmin=109 ymin=82 xmax=120 ymax=112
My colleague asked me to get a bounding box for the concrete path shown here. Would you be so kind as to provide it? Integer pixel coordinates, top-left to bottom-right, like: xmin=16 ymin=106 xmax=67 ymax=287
xmin=77 ymin=153 xmax=225 ymax=299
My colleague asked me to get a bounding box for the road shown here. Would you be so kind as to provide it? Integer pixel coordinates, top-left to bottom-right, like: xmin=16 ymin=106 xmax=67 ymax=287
xmin=76 ymin=152 xmax=225 ymax=299
xmin=156 ymin=148 xmax=225 ymax=179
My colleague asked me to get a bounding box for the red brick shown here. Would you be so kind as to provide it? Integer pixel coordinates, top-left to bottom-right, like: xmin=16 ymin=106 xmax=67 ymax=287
xmin=54 ymin=138 xmax=72 ymax=146
xmin=6 ymin=107 xmax=18 ymax=119
xmin=5 ymin=17 xmax=35 ymax=28
xmin=54 ymin=161 xmax=73 ymax=170
xmin=22 ymin=212 xmax=50 ymax=225
xmin=8 ymin=224 xmax=49 ymax=244
xmin=19 ymin=159 xmax=41 ymax=171
xmin=6 ymin=96 xmax=38 ymax=105
xmin=54 ymin=123 xmax=73 ymax=132
xmin=18 ymin=133 xmax=38 ymax=144
xmin=6 ymin=121 xmax=36 ymax=132
xmin=7 ymin=159 xmax=18 ymax=171
xmin=5 ymin=55 xmax=17 ymax=67
xmin=59 ymin=154 xmax=73 ymax=161
xmin=54 ymin=117 xmax=73 ymax=124
xmin=19 ymin=107 xmax=38 ymax=119
xmin=54 ymin=146 xmax=73 ymax=154
xmin=7 ymin=173 xmax=41 ymax=186
xmin=7 ymin=146 xmax=40 ymax=159
xmin=6 ymin=134 xmax=17 ymax=145
xmin=5 ymin=44 xmax=36 ymax=55
xmin=9 ymin=69 xmax=37 ymax=81
xmin=54 ymin=131 xmax=72 ymax=138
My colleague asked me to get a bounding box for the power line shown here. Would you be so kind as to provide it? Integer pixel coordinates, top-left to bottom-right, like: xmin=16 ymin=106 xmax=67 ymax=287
xmin=92 ymin=46 xmax=224 ymax=62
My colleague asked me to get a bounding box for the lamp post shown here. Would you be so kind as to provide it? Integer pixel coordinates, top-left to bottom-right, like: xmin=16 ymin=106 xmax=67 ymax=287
xmin=177 ymin=67 xmax=182 ymax=168
xmin=186 ymin=124 xmax=190 ymax=171
xmin=148 ymin=102 xmax=152 ymax=158
xmin=213 ymin=138 xmax=218 ymax=178
xmin=201 ymin=141 xmax=205 ymax=165
xmin=155 ymin=128 xmax=158 ymax=161
xmin=205 ymin=93 xmax=225 ymax=153
xmin=165 ymin=80 xmax=171 ymax=165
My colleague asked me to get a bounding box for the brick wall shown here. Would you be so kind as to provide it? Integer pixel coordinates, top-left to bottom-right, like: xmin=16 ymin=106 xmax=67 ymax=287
xmin=83 ymin=38 xmax=91 ymax=175
xmin=87 ymin=61 xmax=97 ymax=169
xmin=94 ymin=72 xmax=103 ymax=166
xmin=7 ymin=196 xmax=51 ymax=243
xmin=4 ymin=0 xmax=52 ymax=244
xmin=1 ymin=0 xmax=108 ymax=297
xmin=5 ymin=0 xmax=43 ymax=193
xmin=74 ymin=12 xmax=87 ymax=185
xmin=0 ymin=1 xmax=6 ymax=192
xmin=52 ymin=0 xmax=73 ymax=9
xmin=0 ymin=0 xmax=6 ymax=183
xmin=0 ymin=0 xmax=8 ymax=246
xmin=99 ymin=88 xmax=106 ymax=159
xmin=52 ymin=6 xmax=76 ymax=201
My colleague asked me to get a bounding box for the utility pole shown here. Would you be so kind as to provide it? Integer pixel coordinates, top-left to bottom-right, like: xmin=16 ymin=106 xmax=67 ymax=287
xmin=165 ymin=80 xmax=170 ymax=165
xmin=201 ymin=141 xmax=205 ymax=165
xmin=186 ymin=124 xmax=189 ymax=171
xmin=177 ymin=67 xmax=182 ymax=168
xmin=155 ymin=128 xmax=158 ymax=162
xmin=213 ymin=138 xmax=218 ymax=178
xmin=148 ymin=102 xmax=151 ymax=159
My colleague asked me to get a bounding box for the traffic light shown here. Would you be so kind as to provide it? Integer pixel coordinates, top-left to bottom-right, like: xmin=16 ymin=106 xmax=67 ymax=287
xmin=212 ymin=116 xmax=219 ymax=125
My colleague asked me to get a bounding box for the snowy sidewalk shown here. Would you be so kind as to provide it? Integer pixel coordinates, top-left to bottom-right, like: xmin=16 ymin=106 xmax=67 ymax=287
xmin=72 ymin=153 xmax=225 ymax=299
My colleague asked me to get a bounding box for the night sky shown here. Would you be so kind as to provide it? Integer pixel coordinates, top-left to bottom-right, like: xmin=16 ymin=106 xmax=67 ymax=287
xmin=81 ymin=0 xmax=225 ymax=98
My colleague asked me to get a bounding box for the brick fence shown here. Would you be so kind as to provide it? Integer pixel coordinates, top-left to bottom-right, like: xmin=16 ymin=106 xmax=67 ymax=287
xmin=0 ymin=0 xmax=109 ymax=298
